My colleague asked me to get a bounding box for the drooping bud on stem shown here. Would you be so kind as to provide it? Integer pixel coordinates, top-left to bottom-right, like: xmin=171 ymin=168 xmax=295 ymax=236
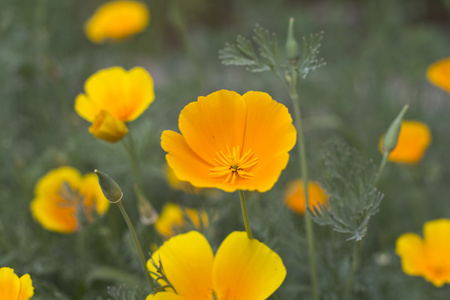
xmin=285 ymin=17 xmax=300 ymax=63
xmin=382 ymin=105 xmax=409 ymax=154
xmin=94 ymin=169 xmax=123 ymax=203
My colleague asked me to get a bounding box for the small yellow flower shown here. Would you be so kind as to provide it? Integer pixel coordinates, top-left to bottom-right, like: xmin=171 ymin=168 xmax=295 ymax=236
xmin=85 ymin=1 xmax=149 ymax=44
xmin=154 ymin=203 xmax=209 ymax=237
xmin=146 ymin=231 xmax=286 ymax=300
xmin=31 ymin=166 xmax=109 ymax=234
xmin=427 ymin=57 xmax=450 ymax=93
xmin=0 ymin=267 xmax=34 ymax=300
xmin=379 ymin=120 xmax=431 ymax=164
xmin=161 ymin=90 xmax=297 ymax=193
xmin=283 ymin=179 xmax=328 ymax=215
xmin=75 ymin=66 xmax=154 ymax=142
xmin=396 ymin=219 xmax=450 ymax=287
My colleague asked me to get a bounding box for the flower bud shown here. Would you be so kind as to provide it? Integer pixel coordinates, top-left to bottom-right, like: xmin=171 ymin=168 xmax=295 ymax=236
xmin=285 ymin=18 xmax=300 ymax=63
xmin=382 ymin=105 xmax=409 ymax=153
xmin=94 ymin=169 xmax=123 ymax=203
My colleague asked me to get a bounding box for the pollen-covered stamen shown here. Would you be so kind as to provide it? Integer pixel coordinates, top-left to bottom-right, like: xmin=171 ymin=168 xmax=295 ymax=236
xmin=210 ymin=146 xmax=258 ymax=184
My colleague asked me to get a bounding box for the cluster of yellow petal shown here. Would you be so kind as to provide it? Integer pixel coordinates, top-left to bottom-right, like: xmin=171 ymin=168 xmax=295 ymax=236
xmin=75 ymin=67 xmax=154 ymax=142
xmin=147 ymin=231 xmax=286 ymax=300
xmin=85 ymin=1 xmax=149 ymax=44
xmin=396 ymin=219 xmax=450 ymax=287
xmin=379 ymin=120 xmax=431 ymax=164
xmin=427 ymin=57 xmax=450 ymax=93
xmin=283 ymin=179 xmax=328 ymax=215
xmin=161 ymin=90 xmax=297 ymax=193
xmin=31 ymin=166 xmax=109 ymax=234
xmin=154 ymin=203 xmax=209 ymax=237
xmin=0 ymin=267 xmax=34 ymax=300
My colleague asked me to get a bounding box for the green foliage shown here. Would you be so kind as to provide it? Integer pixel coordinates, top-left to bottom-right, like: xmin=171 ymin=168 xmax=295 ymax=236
xmin=312 ymin=140 xmax=383 ymax=241
xmin=107 ymin=285 xmax=147 ymax=300
xmin=219 ymin=24 xmax=325 ymax=79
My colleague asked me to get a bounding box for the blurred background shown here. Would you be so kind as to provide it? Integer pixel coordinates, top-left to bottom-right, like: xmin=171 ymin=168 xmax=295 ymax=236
xmin=1 ymin=0 xmax=450 ymax=299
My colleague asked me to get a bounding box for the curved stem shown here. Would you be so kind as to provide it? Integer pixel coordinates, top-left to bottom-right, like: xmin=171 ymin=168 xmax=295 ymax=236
xmin=288 ymin=69 xmax=319 ymax=300
xmin=122 ymin=136 xmax=143 ymax=189
xmin=116 ymin=201 xmax=155 ymax=291
xmin=375 ymin=152 xmax=389 ymax=187
xmin=238 ymin=190 xmax=253 ymax=239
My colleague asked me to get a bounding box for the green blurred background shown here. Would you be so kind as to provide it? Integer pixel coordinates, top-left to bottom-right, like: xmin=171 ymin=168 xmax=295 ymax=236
xmin=1 ymin=0 xmax=450 ymax=299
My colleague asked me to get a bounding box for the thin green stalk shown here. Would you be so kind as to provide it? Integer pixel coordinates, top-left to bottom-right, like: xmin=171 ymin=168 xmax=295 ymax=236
xmin=122 ymin=136 xmax=143 ymax=189
xmin=238 ymin=190 xmax=253 ymax=239
xmin=374 ymin=152 xmax=389 ymax=187
xmin=344 ymin=241 xmax=361 ymax=300
xmin=288 ymin=69 xmax=319 ymax=300
xmin=116 ymin=200 xmax=155 ymax=290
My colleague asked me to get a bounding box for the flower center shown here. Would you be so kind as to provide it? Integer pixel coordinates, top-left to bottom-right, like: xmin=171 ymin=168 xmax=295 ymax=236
xmin=210 ymin=146 xmax=258 ymax=185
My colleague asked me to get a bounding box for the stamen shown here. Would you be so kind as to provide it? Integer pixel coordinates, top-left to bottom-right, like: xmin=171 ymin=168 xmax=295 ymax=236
xmin=210 ymin=146 xmax=258 ymax=185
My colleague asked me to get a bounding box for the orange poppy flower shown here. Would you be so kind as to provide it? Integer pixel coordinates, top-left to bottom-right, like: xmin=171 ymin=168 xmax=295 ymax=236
xmin=396 ymin=219 xmax=450 ymax=287
xmin=31 ymin=166 xmax=109 ymax=233
xmin=161 ymin=90 xmax=297 ymax=193
xmin=284 ymin=179 xmax=328 ymax=215
xmin=427 ymin=57 xmax=450 ymax=93
xmin=74 ymin=66 xmax=154 ymax=142
xmin=147 ymin=231 xmax=286 ymax=300
xmin=379 ymin=120 xmax=431 ymax=164
xmin=0 ymin=267 xmax=34 ymax=300
xmin=85 ymin=1 xmax=149 ymax=44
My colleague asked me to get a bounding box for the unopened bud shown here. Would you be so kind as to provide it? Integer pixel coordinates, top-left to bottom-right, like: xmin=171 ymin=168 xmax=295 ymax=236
xmin=94 ymin=169 xmax=123 ymax=203
xmin=285 ymin=18 xmax=300 ymax=63
xmin=382 ymin=105 xmax=409 ymax=153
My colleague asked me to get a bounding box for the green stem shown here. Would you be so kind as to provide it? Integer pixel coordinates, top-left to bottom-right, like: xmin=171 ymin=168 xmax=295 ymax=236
xmin=116 ymin=201 xmax=155 ymax=290
xmin=238 ymin=190 xmax=253 ymax=239
xmin=288 ymin=69 xmax=319 ymax=300
xmin=374 ymin=152 xmax=389 ymax=187
xmin=122 ymin=136 xmax=143 ymax=189
xmin=344 ymin=241 xmax=361 ymax=300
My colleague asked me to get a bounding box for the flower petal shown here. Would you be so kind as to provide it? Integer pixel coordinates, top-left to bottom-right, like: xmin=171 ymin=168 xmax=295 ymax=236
xmin=0 ymin=267 xmax=20 ymax=300
xmin=74 ymin=93 xmax=102 ymax=122
xmin=161 ymin=130 xmax=215 ymax=188
xmin=146 ymin=293 xmax=189 ymax=300
xmin=423 ymin=219 xmax=450 ymax=283
xmin=396 ymin=233 xmax=426 ymax=276
xmin=147 ymin=231 xmax=214 ymax=299
xmin=178 ymin=90 xmax=247 ymax=166
xmin=17 ymin=274 xmax=34 ymax=300
xmin=427 ymin=57 xmax=450 ymax=93
xmin=89 ymin=110 xmax=129 ymax=142
xmin=80 ymin=173 xmax=110 ymax=216
xmin=213 ymin=232 xmax=286 ymax=300
xmin=125 ymin=67 xmax=155 ymax=121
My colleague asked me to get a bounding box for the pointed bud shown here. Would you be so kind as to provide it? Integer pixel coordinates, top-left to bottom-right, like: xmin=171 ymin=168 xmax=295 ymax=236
xmin=285 ymin=18 xmax=300 ymax=63
xmin=382 ymin=105 xmax=409 ymax=153
xmin=94 ymin=169 xmax=123 ymax=203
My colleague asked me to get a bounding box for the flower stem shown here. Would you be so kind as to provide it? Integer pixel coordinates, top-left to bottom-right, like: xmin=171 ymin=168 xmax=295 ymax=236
xmin=287 ymin=69 xmax=319 ymax=300
xmin=375 ymin=152 xmax=389 ymax=187
xmin=238 ymin=190 xmax=253 ymax=239
xmin=344 ymin=241 xmax=361 ymax=300
xmin=116 ymin=200 xmax=155 ymax=291
xmin=122 ymin=136 xmax=143 ymax=189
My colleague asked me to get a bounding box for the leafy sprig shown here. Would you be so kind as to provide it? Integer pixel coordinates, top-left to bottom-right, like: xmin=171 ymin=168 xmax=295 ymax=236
xmin=107 ymin=285 xmax=146 ymax=300
xmin=312 ymin=140 xmax=383 ymax=241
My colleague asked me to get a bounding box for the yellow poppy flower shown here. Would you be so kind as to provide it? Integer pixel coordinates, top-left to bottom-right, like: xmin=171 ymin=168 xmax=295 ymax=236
xmin=154 ymin=203 xmax=209 ymax=237
xmin=75 ymin=66 xmax=154 ymax=142
xmin=85 ymin=1 xmax=149 ymax=44
xmin=427 ymin=57 xmax=450 ymax=93
xmin=31 ymin=166 xmax=109 ymax=234
xmin=283 ymin=179 xmax=328 ymax=215
xmin=161 ymin=90 xmax=297 ymax=193
xmin=379 ymin=120 xmax=431 ymax=164
xmin=0 ymin=267 xmax=34 ymax=300
xmin=146 ymin=231 xmax=286 ymax=300
xmin=396 ymin=219 xmax=450 ymax=287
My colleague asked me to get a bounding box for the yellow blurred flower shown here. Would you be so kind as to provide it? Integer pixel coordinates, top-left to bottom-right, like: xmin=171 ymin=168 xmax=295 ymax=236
xmin=85 ymin=1 xmax=149 ymax=44
xmin=396 ymin=219 xmax=450 ymax=287
xmin=146 ymin=231 xmax=286 ymax=300
xmin=161 ymin=90 xmax=297 ymax=193
xmin=75 ymin=66 xmax=154 ymax=142
xmin=31 ymin=166 xmax=109 ymax=234
xmin=0 ymin=267 xmax=34 ymax=300
xmin=427 ymin=57 xmax=450 ymax=93
xmin=283 ymin=179 xmax=328 ymax=215
xmin=154 ymin=203 xmax=209 ymax=237
xmin=166 ymin=164 xmax=202 ymax=194
xmin=379 ymin=120 xmax=431 ymax=164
